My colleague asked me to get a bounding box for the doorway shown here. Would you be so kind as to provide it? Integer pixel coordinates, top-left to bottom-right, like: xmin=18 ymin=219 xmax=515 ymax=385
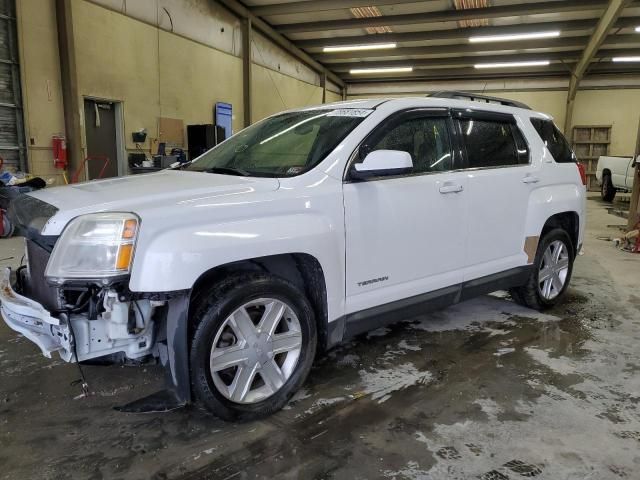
xmin=83 ymin=99 xmax=123 ymax=180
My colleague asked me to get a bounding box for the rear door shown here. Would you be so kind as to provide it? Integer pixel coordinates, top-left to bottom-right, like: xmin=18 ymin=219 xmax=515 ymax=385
xmin=343 ymin=109 xmax=468 ymax=316
xmin=453 ymin=110 xmax=535 ymax=282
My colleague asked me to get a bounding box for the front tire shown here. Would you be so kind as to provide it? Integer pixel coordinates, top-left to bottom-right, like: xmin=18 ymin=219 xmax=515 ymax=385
xmin=601 ymin=173 xmax=616 ymax=202
xmin=509 ymin=228 xmax=574 ymax=310
xmin=190 ymin=273 xmax=317 ymax=421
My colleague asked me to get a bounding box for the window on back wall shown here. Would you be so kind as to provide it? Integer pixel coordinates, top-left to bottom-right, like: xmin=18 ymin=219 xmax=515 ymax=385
xmin=459 ymin=119 xmax=529 ymax=168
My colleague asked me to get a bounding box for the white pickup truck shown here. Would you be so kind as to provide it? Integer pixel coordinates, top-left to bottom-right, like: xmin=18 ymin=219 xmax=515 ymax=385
xmin=596 ymin=155 xmax=637 ymax=201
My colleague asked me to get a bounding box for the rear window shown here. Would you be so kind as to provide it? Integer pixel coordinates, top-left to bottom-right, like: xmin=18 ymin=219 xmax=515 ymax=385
xmin=530 ymin=118 xmax=575 ymax=163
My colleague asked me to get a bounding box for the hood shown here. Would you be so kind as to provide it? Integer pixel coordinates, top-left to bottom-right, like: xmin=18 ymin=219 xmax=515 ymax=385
xmin=28 ymin=170 xmax=280 ymax=235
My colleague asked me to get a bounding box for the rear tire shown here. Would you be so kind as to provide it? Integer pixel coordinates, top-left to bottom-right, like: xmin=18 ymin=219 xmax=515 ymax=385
xmin=601 ymin=173 xmax=616 ymax=202
xmin=509 ymin=228 xmax=574 ymax=311
xmin=189 ymin=273 xmax=317 ymax=421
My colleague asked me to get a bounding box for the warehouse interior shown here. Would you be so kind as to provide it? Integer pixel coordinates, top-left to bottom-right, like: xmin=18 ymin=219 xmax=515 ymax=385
xmin=2 ymin=0 xmax=640 ymax=478
xmin=7 ymin=0 xmax=640 ymax=186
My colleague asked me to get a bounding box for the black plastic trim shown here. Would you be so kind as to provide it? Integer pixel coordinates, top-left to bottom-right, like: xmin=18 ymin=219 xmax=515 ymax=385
xmin=118 ymin=292 xmax=192 ymax=412
xmin=338 ymin=265 xmax=534 ymax=342
xmin=326 ymin=315 xmax=346 ymax=349
xmin=451 ymin=108 xmax=517 ymax=123
xmin=7 ymin=194 xmax=59 ymax=251
xmin=460 ymin=266 xmax=531 ymax=302
xmin=345 ymin=284 xmax=460 ymax=339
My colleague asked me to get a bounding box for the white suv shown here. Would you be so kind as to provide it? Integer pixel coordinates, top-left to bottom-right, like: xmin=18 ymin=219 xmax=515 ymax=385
xmin=2 ymin=92 xmax=586 ymax=420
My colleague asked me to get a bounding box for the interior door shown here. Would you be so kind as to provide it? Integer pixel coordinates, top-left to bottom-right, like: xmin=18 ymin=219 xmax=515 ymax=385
xmin=453 ymin=110 xmax=536 ymax=281
xmin=343 ymin=110 xmax=468 ymax=316
xmin=84 ymin=99 xmax=119 ymax=180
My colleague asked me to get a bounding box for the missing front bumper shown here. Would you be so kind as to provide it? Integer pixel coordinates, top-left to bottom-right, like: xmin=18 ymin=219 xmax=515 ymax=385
xmin=1 ymin=268 xmax=156 ymax=363
xmin=0 ymin=267 xmax=73 ymax=360
xmin=1 ymin=267 xmax=193 ymax=411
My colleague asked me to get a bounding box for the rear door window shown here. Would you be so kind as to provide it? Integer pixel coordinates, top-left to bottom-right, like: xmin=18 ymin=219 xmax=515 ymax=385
xmin=458 ymin=118 xmax=529 ymax=168
xmin=530 ymin=118 xmax=575 ymax=163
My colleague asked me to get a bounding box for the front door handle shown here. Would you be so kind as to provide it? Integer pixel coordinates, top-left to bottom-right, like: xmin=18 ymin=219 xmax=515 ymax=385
xmin=439 ymin=183 xmax=464 ymax=194
xmin=522 ymin=175 xmax=540 ymax=184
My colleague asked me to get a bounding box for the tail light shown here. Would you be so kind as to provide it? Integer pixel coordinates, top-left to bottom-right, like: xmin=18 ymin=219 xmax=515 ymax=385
xmin=576 ymin=162 xmax=587 ymax=186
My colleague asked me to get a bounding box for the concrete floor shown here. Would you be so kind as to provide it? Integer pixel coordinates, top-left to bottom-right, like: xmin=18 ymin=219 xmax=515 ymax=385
xmin=1 ymin=194 xmax=640 ymax=480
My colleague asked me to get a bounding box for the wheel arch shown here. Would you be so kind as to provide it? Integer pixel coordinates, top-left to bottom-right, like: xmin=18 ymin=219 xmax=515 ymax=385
xmin=541 ymin=211 xmax=579 ymax=255
xmin=188 ymin=253 xmax=330 ymax=351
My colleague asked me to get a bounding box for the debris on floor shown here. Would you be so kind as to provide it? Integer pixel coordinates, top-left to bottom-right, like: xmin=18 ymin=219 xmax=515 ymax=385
xmin=612 ymin=219 xmax=640 ymax=253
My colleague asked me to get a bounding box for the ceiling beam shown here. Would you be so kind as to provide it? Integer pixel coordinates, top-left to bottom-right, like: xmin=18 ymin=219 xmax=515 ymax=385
xmin=564 ymin=0 xmax=633 ymax=132
xmin=332 ymin=52 xmax=578 ymax=71
xmin=277 ymin=0 xmax=609 ymax=34
xmin=343 ymin=64 xmax=575 ymax=82
xmin=319 ymin=37 xmax=588 ymax=61
xmin=214 ymin=0 xmax=344 ymax=87
xmin=296 ymin=17 xmax=640 ymax=49
xmin=318 ymin=36 xmax=640 ymax=63
xmin=251 ymin=0 xmax=425 ymax=17
xmin=328 ymin=48 xmax=640 ymax=72
xmin=342 ymin=62 xmax=640 ymax=82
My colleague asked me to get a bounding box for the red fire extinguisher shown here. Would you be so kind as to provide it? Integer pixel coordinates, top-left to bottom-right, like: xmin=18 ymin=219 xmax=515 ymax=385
xmin=52 ymin=135 xmax=68 ymax=169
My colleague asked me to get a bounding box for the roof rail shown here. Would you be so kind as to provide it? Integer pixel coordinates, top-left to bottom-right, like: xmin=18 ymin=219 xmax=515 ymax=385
xmin=429 ymin=91 xmax=531 ymax=110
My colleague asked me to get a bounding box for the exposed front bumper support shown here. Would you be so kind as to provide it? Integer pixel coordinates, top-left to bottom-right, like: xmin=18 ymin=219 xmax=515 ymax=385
xmin=0 ymin=268 xmax=72 ymax=360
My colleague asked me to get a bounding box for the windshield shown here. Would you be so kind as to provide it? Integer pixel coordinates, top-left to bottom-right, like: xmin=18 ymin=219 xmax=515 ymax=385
xmin=186 ymin=109 xmax=371 ymax=177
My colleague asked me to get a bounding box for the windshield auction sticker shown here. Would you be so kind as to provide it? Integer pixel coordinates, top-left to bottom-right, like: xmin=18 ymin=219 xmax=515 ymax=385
xmin=326 ymin=109 xmax=373 ymax=118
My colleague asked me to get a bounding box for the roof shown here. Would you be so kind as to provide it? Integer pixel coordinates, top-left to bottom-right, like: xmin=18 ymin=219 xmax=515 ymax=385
xmin=303 ymin=95 xmax=553 ymax=119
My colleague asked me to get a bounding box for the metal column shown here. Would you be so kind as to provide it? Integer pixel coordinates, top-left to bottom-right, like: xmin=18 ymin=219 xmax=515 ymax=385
xmin=242 ymin=17 xmax=252 ymax=127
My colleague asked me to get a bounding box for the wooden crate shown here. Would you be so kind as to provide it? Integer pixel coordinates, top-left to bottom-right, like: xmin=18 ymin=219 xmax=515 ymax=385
xmin=572 ymin=125 xmax=611 ymax=191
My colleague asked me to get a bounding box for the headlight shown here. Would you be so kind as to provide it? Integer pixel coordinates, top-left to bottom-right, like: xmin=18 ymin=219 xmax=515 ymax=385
xmin=45 ymin=212 xmax=139 ymax=284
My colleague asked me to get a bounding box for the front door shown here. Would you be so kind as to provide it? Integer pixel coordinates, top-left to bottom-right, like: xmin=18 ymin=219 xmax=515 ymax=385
xmin=343 ymin=110 xmax=468 ymax=317
xmin=84 ymin=99 xmax=119 ymax=180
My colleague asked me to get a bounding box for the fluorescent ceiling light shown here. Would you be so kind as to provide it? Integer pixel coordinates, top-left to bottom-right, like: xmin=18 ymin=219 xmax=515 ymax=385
xmin=635 ymin=26 xmax=640 ymax=32
xmin=612 ymin=56 xmax=640 ymax=62
xmin=323 ymin=43 xmax=397 ymax=53
xmin=475 ymin=60 xmax=550 ymax=69
xmin=350 ymin=67 xmax=413 ymax=74
xmin=469 ymin=31 xmax=560 ymax=43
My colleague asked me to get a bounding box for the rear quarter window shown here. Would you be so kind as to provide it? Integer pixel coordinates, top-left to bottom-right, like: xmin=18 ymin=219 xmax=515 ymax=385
xmin=530 ymin=118 xmax=575 ymax=163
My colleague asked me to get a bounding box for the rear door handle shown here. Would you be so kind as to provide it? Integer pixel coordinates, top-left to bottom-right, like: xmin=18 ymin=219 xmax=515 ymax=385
xmin=439 ymin=184 xmax=464 ymax=194
xmin=522 ymin=175 xmax=540 ymax=184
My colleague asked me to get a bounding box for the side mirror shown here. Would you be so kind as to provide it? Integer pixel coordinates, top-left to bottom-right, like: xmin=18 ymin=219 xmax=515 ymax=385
xmin=350 ymin=150 xmax=413 ymax=180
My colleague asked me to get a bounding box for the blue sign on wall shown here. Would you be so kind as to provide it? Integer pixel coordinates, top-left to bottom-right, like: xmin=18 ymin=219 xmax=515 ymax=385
xmin=215 ymin=102 xmax=233 ymax=139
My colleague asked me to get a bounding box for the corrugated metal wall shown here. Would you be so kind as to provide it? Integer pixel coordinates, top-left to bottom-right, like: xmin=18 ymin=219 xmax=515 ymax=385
xmin=0 ymin=0 xmax=25 ymax=172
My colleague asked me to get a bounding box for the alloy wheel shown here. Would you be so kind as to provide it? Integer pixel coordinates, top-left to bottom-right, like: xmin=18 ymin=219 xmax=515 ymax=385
xmin=209 ymin=298 xmax=302 ymax=404
xmin=538 ymin=240 xmax=570 ymax=300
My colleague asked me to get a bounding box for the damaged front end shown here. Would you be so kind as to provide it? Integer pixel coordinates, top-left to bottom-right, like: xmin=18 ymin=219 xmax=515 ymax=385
xmin=1 ymin=197 xmax=191 ymax=411
xmin=6 ymin=242 xmax=159 ymax=363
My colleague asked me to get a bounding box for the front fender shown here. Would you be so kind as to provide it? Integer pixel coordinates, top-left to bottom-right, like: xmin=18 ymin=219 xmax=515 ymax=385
xmin=129 ymin=213 xmax=344 ymax=319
